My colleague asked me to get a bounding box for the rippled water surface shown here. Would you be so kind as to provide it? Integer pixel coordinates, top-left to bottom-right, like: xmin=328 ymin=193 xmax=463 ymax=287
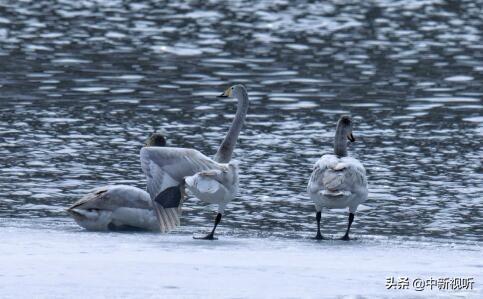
xmin=0 ymin=0 xmax=482 ymax=241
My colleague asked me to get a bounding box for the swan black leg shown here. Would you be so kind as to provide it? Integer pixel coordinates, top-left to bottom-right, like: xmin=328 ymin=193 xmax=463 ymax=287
xmin=341 ymin=213 xmax=355 ymax=241
xmin=312 ymin=211 xmax=324 ymax=240
xmin=194 ymin=213 xmax=222 ymax=240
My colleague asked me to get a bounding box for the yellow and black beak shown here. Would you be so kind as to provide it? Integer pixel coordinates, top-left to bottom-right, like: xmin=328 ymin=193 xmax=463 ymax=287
xmin=347 ymin=133 xmax=355 ymax=142
xmin=218 ymin=87 xmax=232 ymax=98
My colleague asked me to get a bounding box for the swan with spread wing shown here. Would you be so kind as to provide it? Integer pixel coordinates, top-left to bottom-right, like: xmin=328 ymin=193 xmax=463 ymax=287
xmin=307 ymin=116 xmax=368 ymax=240
xmin=141 ymin=85 xmax=249 ymax=239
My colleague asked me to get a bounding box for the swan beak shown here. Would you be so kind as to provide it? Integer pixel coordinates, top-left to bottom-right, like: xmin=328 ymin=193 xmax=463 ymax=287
xmin=218 ymin=87 xmax=232 ymax=98
xmin=347 ymin=133 xmax=355 ymax=142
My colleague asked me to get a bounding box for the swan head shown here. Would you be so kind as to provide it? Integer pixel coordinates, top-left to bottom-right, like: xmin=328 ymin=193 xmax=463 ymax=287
xmin=144 ymin=132 xmax=166 ymax=147
xmin=338 ymin=115 xmax=355 ymax=142
xmin=218 ymin=84 xmax=247 ymax=99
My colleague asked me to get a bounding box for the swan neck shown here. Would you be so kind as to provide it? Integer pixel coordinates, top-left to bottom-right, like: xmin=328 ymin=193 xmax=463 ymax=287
xmin=214 ymin=90 xmax=249 ymax=163
xmin=334 ymin=124 xmax=347 ymax=157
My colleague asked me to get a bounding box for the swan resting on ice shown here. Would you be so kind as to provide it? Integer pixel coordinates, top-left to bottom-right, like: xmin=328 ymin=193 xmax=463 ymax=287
xmin=307 ymin=116 xmax=368 ymax=240
xmin=67 ymin=133 xmax=167 ymax=231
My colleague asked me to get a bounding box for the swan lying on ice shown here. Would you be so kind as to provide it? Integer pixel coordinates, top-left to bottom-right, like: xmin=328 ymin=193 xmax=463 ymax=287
xmin=67 ymin=133 xmax=168 ymax=231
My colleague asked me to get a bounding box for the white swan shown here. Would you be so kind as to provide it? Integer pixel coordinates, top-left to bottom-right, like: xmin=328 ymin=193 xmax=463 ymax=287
xmin=67 ymin=185 xmax=160 ymax=231
xmin=307 ymin=116 xmax=368 ymax=240
xmin=67 ymin=133 xmax=168 ymax=231
xmin=140 ymin=85 xmax=249 ymax=239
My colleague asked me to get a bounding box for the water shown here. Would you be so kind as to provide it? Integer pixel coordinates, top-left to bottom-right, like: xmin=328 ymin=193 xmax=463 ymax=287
xmin=0 ymin=0 xmax=482 ymax=242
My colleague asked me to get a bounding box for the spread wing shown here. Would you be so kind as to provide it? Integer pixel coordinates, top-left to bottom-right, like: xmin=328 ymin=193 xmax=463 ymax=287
xmin=140 ymin=147 xmax=223 ymax=232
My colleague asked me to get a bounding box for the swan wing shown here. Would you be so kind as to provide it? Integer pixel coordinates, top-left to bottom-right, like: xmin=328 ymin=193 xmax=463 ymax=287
xmin=68 ymin=185 xmax=151 ymax=211
xmin=185 ymin=169 xmax=230 ymax=194
xmin=307 ymin=154 xmax=336 ymax=194
xmin=186 ymin=172 xmax=225 ymax=194
xmin=140 ymin=147 xmax=222 ymax=198
xmin=140 ymin=147 xmax=222 ymax=232
xmin=308 ymin=155 xmax=367 ymax=195
xmin=322 ymin=157 xmax=367 ymax=194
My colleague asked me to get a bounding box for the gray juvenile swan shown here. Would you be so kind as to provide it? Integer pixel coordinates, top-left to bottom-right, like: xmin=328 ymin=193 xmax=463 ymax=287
xmin=140 ymin=85 xmax=249 ymax=240
xmin=67 ymin=133 xmax=168 ymax=231
xmin=307 ymin=116 xmax=368 ymax=240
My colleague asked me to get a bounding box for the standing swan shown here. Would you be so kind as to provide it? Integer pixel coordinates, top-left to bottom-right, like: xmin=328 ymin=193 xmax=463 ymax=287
xmin=140 ymin=85 xmax=249 ymax=240
xmin=307 ymin=116 xmax=368 ymax=240
xmin=67 ymin=133 xmax=168 ymax=231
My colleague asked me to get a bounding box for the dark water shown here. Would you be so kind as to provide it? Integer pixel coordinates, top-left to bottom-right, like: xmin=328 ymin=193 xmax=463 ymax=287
xmin=0 ymin=0 xmax=482 ymax=241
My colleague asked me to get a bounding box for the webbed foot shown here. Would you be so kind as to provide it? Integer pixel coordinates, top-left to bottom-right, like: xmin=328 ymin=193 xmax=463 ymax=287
xmin=340 ymin=235 xmax=350 ymax=241
xmin=312 ymin=233 xmax=325 ymax=240
xmin=193 ymin=233 xmax=217 ymax=240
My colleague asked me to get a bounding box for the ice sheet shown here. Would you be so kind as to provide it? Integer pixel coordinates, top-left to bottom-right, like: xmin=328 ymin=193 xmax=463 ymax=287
xmin=0 ymin=223 xmax=481 ymax=299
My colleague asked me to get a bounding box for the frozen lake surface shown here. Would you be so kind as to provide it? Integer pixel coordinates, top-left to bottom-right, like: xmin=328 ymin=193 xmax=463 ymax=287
xmin=0 ymin=0 xmax=482 ymax=297
xmin=0 ymin=220 xmax=481 ymax=298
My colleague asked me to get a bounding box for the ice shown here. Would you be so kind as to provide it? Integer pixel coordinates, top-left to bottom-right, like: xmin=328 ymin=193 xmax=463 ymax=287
xmin=0 ymin=221 xmax=481 ymax=299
